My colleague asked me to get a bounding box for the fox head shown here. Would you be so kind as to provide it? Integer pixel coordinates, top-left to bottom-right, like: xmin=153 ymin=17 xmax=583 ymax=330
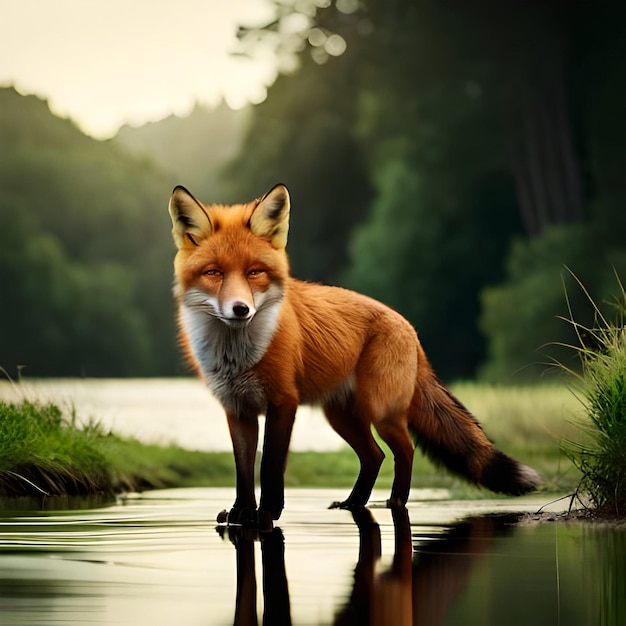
xmin=169 ymin=184 xmax=290 ymax=327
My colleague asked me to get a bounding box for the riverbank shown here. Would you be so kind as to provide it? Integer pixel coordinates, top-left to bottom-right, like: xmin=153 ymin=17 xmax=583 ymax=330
xmin=0 ymin=398 xmax=237 ymax=498
xmin=0 ymin=398 xmax=436 ymax=498
xmin=0 ymin=394 xmax=580 ymax=501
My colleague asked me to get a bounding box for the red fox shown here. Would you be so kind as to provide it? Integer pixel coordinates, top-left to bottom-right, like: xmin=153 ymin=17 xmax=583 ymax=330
xmin=169 ymin=183 xmax=540 ymax=526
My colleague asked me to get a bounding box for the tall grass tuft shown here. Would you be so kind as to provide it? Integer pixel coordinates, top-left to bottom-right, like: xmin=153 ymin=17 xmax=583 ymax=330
xmin=560 ymin=270 xmax=626 ymax=516
xmin=0 ymin=399 xmax=112 ymax=496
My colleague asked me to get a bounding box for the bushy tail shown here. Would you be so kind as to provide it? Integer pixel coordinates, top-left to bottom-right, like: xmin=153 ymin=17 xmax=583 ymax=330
xmin=409 ymin=372 xmax=541 ymax=496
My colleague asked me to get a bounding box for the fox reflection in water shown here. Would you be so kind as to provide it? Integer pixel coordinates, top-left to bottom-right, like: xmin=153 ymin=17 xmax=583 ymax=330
xmin=217 ymin=510 xmax=517 ymax=626
xmin=217 ymin=525 xmax=292 ymax=625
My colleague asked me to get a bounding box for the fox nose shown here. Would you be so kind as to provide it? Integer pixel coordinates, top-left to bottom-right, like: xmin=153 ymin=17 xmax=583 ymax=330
xmin=232 ymin=302 xmax=251 ymax=318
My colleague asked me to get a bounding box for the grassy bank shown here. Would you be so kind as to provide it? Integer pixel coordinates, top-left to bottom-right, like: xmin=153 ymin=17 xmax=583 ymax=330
xmin=559 ymin=277 xmax=626 ymax=515
xmin=0 ymin=380 xmax=582 ymax=501
xmin=0 ymin=399 xmax=235 ymax=498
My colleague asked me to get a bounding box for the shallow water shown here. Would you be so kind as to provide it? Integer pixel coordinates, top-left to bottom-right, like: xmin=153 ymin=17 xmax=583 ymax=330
xmin=0 ymin=488 xmax=623 ymax=626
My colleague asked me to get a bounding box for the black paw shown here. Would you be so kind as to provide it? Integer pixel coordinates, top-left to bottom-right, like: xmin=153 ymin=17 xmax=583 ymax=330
xmin=258 ymin=497 xmax=284 ymax=521
xmin=385 ymin=497 xmax=408 ymax=510
xmin=217 ymin=506 xmax=258 ymax=526
xmin=329 ymin=500 xmax=360 ymax=510
xmin=257 ymin=509 xmax=274 ymax=532
xmin=217 ymin=506 xmax=274 ymax=532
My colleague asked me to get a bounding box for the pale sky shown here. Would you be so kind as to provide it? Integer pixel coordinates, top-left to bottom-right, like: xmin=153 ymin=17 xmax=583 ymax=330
xmin=0 ymin=0 xmax=279 ymax=138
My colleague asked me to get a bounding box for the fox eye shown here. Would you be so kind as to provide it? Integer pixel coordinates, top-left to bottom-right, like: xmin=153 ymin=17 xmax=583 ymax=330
xmin=248 ymin=269 xmax=266 ymax=277
xmin=203 ymin=268 xmax=222 ymax=277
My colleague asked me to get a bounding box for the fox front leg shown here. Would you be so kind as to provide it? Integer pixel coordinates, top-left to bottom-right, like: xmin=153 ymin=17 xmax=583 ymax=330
xmin=221 ymin=411 xmax=259 ymax=526
xmin=259 ymin=402 xmax=297 ymax=524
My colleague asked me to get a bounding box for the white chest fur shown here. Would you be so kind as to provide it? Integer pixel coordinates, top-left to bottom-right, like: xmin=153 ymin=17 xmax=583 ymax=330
xmin=179 ymin=288 xmax=282 ymax=414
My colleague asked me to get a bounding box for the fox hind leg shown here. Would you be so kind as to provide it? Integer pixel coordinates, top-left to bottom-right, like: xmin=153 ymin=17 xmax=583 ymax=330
xmin=323 ymin=401 xmax=385 ymax=509
xmin=350 ymin=319 xmax=417 ymax=508
xmin=373 ymin=416 xmax=414 ymax=508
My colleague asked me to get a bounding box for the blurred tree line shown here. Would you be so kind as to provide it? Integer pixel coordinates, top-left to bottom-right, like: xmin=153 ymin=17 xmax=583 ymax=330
xmin=224 ymin=0 xmax=626 ymax=381
xmin=0 ymin=87 xmax=181 ymax=376
xmin=1 ymin=0 xmax=624 ymax=381
xmin=115 ymin=100 xmax=249 ymax=203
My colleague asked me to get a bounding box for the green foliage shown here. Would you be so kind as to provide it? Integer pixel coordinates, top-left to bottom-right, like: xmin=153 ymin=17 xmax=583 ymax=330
xmin=480 ymin=226 xmax=626 ymax=382
xmin=561 ymin=276 xmax=626 ymax=514
xmin=0 ymin=87 xmax=179 ymax=376
xmin=222 ymin=52 xmax=373 ymax=285
xmin=480 ymin=226 xmax=589 ymax=381
xmin=2 ymin=0 xmax=626 ymax=383
xmin=231 ymin=0 xmax=626 ymax=380
xmin=345 ymin=160 xmax=522 ymax=379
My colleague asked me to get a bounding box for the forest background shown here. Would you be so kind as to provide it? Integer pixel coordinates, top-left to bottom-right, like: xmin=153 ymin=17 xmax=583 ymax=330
xmin=1 ymin=0 xmax=624 ymax=383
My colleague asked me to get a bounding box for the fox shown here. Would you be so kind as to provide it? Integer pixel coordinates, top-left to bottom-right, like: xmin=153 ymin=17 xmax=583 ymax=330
xmin=168 ymin=183 xmax=540 ymax=527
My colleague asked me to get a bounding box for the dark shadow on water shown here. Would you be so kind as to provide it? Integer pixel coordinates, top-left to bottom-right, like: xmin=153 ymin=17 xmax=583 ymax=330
xmin=218 ymin=509 xmax=522 ymax=626
xmin=409 ymin=512 xmax=520 ymax=626
xmin=334 ymin=508 xmax=520 ymax=626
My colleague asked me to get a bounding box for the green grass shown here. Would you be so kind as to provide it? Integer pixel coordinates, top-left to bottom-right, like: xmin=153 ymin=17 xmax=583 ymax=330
xmin=0 ymin=399 xmax=236 ymax=498
xmin=288 ymin=381 xmax=582 ymax=497
xmin=285 ymin=448 xmax=446 ymax=491
xmin=0 ymin=379 xmax=583 ymax=501
xmin=559 ymin=273 xmax=626 ymax=515
xmin=0 ymin=400 xmax=111 ymax=496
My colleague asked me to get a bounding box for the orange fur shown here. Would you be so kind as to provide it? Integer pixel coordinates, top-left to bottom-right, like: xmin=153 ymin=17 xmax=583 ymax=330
xmin=169 ymin=184 xmax=540 ymax=526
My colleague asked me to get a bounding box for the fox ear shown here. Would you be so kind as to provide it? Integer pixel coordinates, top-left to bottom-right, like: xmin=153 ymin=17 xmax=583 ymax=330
xmin=168 ymin=186 xmax=212 ymax=248
xmin=250 ymin=184 xmax=290 ymax=249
